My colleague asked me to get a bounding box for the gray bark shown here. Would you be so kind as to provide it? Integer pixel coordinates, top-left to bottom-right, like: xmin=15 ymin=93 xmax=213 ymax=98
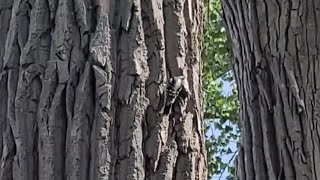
xmin=222 ymin=0 xmax=320 ymax=179
xmin=0 ymin=0 xmax=206 ymax=180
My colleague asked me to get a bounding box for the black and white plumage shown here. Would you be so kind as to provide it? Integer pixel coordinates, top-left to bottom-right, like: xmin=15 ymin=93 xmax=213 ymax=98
xmin=163 ymin=76 xmax=184 ymax=115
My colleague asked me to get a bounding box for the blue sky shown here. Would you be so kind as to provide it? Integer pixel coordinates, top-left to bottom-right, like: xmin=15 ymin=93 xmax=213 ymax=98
xmin=207 ymin=80 xmax=238 ymax=180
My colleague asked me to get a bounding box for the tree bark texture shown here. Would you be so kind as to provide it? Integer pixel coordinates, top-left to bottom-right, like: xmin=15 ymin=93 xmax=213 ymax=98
xmin=222 ymin=0 xmax=320 ymax=179
xmin=0 ymin=0 xmax=206 ymax=179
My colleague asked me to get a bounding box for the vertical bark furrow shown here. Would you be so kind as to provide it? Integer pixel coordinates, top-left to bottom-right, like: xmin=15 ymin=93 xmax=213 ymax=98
xmin=88 ymin=10 xmax=116 ymax=180
xmin=303 ymin=1 xmax=319 ymax=179
xmin=0 ymin=120 xmax=15 ymax=180
xmin=149 ymin=142 xmax=178 ymax=180
xmin=3 ymin=1 xmax=32 ymax=179
xmin=312 ymin=91 xmax=320 ymax=180
xmin=257 ymin=73 xmax=280 ymax=179
xmin=264 ymin=0 xmax=281 ymax=54
xmin=310 ymin=0 xmax=320 ymax=167
xmin=163 ymin=0 xmax=187 ymax=76
xmin=66 ymin=63 xmax=94 ymax=180
xmin=21 ymin=1 xmax=55 ymax=179
xmin=34 ymin=0 xmax=69 ymax=179
xmin=90 ymin=44 xmax=114 ymax=179
xmin=175 ymin=152 xmax=198 ymax=180
xmin=16 ymin=0 xmax=31 ymax=49
xmin=88 ymin=12 xmax=113 ymax=180
xmin=257 ymin=0 xmax=270 ymax=52
xmin=141 ymin=0 xmax=169 ymax=176
xmin=272 ymin=61 xmax=295 ymax=179
xmin=44 ymin=84 xmax=67 ymax=180
xmin=73 ymin=0 xmax=92 ymax=49
xmin=235 ymin=146 xmax=246 ymax=180
xmin=0 ymin=72 xmax=8 ymax=158
xmin=174 ymin=114 xmax=199 ymax=180
xmin=14 ymin=69 xmax=42 ymax=180
xmin=47 ymin=0 xmax=58 ymax=23
xmin=282 ymin=0 xmax=313 ymax=178
xmin=184 ymin=0 xmax=206 ymax=178
xmin=116 ymin=1 xmax=149 ymax=179
xmin=315 ymin=0 xmax=320 ymax=57
xmin=222 ymin=1 xmax=256 ymax=179
xmin=4 ymin=69 xmax=19 ymax=180
xmin=239 ymin=67 xmax=255 ymax=180
xmin=0 ymin=1 xmax=13 ymax=160
xmin=38 ymin=61 xmax=59 ymax=180
xmin=239 ymin=1 xmax=268 ymax=180
xmin=257 ymin=1 xmax=283 ymax=177
xmin=0 ymin=0 xmax=13 ymax=70
xmin=0 ymin=65 xmax=8 ymax=178
xmin=184 ymin=0 xmax=203 ymax=150
xmin=278 ymin=0 xmax=291 ymax=53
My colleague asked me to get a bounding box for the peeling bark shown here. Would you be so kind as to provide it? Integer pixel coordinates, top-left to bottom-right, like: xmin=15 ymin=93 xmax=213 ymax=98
xmin=222 ymin=0 xmax=320 ymax=179
xmin=0 ymin=0 xmax=206 ymax=179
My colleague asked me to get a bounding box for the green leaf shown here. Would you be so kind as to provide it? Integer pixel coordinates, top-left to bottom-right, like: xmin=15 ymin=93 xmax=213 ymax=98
xmin=203 ymin=0 xmax=240 ymax=179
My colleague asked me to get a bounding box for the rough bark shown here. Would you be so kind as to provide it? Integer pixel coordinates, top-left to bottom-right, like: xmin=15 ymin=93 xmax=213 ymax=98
xmin=0 ymin=0 xmax=206 ymax=180
xmin=221 ymin=0 xmax=320 ymax=179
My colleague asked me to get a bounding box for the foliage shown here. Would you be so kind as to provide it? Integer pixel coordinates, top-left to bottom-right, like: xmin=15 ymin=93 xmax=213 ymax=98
xmin=202 ymin=0 xmax=240 ymax=179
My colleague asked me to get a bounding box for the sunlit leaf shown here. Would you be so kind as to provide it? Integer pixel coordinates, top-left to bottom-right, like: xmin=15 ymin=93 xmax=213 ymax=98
xmin=203 ymin=0 xmax=240 ymax=179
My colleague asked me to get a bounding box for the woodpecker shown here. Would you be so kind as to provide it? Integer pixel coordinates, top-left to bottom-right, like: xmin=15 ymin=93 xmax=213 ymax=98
xmin=163 ymin=76 xmax=184 ymax=115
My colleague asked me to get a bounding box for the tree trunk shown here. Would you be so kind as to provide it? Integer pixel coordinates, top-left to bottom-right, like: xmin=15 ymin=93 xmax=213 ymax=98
xmin=221 ymin=0 xmax=320 ymax=179
xmin=0 ymin=0 xmax=206 ymax=179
